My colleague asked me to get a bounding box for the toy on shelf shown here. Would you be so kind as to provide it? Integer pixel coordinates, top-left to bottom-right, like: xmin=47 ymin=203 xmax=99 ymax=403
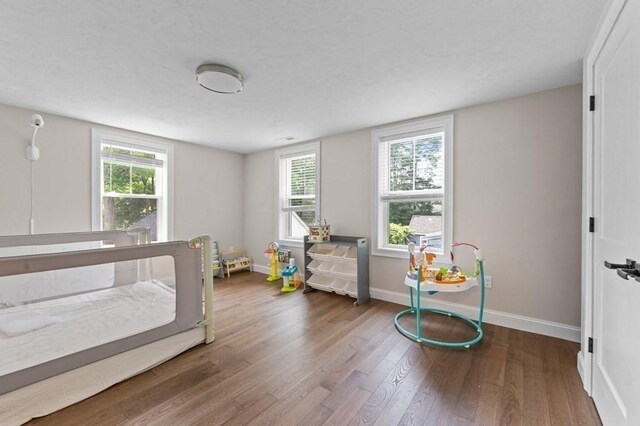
xmin=264 ymin=241 xmax=281 ymax=282
xmin=309 ymin=219 xmax=330 ymax=242
xmin=395 ymin=241 xmax=486 ymax=349
xmin=222 ymin=250 xmax=252 ymax=278
xmin=281 ymin=259 xmax=298 ymax=293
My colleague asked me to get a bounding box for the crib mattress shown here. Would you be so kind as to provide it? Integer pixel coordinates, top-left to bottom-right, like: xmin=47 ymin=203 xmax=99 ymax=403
xmin=0 ymin=281 xmax=176 ymax=376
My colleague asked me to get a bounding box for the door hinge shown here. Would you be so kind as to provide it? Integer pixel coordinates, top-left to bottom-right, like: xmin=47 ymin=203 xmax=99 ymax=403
xmin=588 ymin=337 xmax=594 ymax=353
xmin=589 ymin=95 xmax=595 ymax=111
xmin=589 ymin=217 xmax=595 ymax=233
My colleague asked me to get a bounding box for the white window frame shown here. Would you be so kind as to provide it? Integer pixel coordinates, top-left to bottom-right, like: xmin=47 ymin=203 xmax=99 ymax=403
xmin=275 ymin=141 xmax=321 ymax=248
xmin=91 ymin=129 xmax=174 ymax=241
xmin=371 ymin=115 xmax=453 ymax=259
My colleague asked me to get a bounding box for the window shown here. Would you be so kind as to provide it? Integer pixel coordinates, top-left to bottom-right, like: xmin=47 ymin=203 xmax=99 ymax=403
xmin=276 ymin=142 xmax=320 ymax=247
xmin=92 ymin=130 xmax=173 ymax=242
xmin=372 ymin=115 xmax=453 ymax=259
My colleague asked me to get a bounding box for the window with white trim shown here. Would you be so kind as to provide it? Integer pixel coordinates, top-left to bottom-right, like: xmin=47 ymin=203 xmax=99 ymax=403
xmin=92 ymin=130 xmax=173 ymax=242
xmin=276 ymin=142 xmax=320 ymax=247
xmin=372 ymin=116 xmax=453 ymax=258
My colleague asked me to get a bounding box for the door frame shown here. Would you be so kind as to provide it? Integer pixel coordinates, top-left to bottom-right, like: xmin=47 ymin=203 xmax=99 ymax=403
xmin=580 ymin=0 xmax=629 ymax=396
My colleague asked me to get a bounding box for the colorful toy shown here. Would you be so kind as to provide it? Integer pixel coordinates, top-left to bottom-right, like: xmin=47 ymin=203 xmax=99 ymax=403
xmin=292 ymin=272 xmax=302 ymax=289
xmin=281 ymin=259 xmax=298 ymax=293
xmin=309 ymin=219 xmax=330 ymax=242
xmin=263 ymin=242 xmax=281 ymax=282
xmin=278 ymin=249 xmax=291 ymax=263
xmin=395 ymin=241 xmax=487 ymax=349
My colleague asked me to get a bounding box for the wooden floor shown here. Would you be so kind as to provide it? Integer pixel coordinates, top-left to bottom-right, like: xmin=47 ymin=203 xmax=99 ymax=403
xmin=31 ymin=272 xmax=600 ymax=425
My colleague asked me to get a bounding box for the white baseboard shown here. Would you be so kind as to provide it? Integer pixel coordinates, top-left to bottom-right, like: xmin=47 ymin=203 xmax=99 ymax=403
xmin=369 ymin=287 xmax=581 ymax=342
xmin=577 ymin=350 xmax=585 ymax=384
xmin=252 ymin=264 xmax=270 ymax=275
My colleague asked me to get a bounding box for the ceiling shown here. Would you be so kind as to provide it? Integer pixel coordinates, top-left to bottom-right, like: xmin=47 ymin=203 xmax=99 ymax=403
xmin=0 ymin=1 xmax=603 ymax=154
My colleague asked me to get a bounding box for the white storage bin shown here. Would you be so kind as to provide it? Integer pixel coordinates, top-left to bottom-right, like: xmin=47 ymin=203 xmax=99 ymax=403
xmin=345 ymin=280 xmax=357 ymax=297
xmin=318 ymin=262 xmax=334 ymax=273
xmin=307 ymin=274 xmax=334 ymax=292
xmin=331 ymin=262 xmax=357 ymax=279
xmin=330 ymin=245 xmax=349 ymax=258
xmin=343 ymin=247 xmax=357 ymax=261
xmin=307 ymin=259 xmax=322 ymax=273
xmin=332 ymin=278 xmax=348 ymax=295
xmin=308 ymin=244 xmax=337 ymax=261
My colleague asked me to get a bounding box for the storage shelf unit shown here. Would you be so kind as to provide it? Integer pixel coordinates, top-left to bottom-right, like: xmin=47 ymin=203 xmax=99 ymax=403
xmin=212 ymin=241 xmax=224 ymax=278
xmin=222 ymin=250 xmax=252 ymax=278
xmin=303 ymin=235 xmax=369 ymax=306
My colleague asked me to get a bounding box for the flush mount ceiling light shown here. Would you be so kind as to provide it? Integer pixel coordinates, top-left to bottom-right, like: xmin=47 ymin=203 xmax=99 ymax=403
xmin=196 ymin=64 xmax=244 ymax=94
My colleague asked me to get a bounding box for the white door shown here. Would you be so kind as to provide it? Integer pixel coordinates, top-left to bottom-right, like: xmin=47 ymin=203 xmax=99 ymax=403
xmin=592 ymin=0 xmax=640 ymax=424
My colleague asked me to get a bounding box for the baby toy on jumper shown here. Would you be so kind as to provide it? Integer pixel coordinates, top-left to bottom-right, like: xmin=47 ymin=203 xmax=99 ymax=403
xmin=407 ymin=242 xmax=474 ymax=285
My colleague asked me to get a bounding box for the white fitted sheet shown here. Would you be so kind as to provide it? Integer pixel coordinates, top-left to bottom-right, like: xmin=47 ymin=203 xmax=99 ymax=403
xmin=0 ymin=281 xmax=176 ymax=376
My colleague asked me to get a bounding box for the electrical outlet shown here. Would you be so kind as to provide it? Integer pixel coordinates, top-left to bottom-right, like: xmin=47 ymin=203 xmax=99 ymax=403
xmin=484 ymin=275 xmax=492 ymax=288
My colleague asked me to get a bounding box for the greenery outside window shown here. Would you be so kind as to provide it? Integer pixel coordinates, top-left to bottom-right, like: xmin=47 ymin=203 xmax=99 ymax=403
xmin=372 ymin=116 xmax=453 ymax=259
xmin=275 ymin=142 xmax=320 ymax=247
xmin=92 ymin=130 xmax=173 ymax=242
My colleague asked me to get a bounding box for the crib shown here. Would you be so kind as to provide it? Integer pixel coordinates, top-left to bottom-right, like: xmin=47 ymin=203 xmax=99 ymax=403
xmin=0 ymin=230 xmax=214 ymax=424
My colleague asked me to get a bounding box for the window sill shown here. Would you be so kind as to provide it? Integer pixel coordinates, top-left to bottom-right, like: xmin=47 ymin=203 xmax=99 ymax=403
xmin=371 ymin=246 xmax=452 ymax=265
xmin=278 ymin=239 xmax=304 ymax=249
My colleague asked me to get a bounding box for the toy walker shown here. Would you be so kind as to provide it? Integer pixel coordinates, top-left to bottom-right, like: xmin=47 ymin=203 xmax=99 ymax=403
xmin=264 ymin=242 xmax=281 ymax=282
xmin=394 ymin=242 xmax=486 ymax=349
xmin=281 ymin=259 xmax=299 ymax=293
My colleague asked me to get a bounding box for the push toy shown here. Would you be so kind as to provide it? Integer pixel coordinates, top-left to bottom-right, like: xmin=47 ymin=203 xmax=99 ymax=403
xmin=281 ymin=259 xmax=298 ymax=292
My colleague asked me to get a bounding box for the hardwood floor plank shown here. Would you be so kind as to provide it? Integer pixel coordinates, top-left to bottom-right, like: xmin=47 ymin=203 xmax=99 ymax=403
xmin=373 ymin=346 xmax=431 ymax=425
xmin=423 ymin=349 xmax=474 ymax=425
xmin=298 ymin=403 xmax=334 ymax=426
xmin=27 ymin=274 xmax=600 ymax=426
xmin=351 ymin=346 xmax=423 ymax=425
xmin=247 ymin=386 xmax=330 ymax=426
xmin=323 ymin=387 xmax=372 ymax=426
xmin=321 ymin=370 xmax=368 ymax=412
xmin=498 ymin=353 xmax=524 ymax=425
xmin=225 ymin=393 xmax=278 ymax=426
xmin=473 ymin=382 xmax=503 ymax=425
xmin=541 ymin=335 xmax=578 ymax=426
xmin=555 ymin=339 xmax=601 ymax=426
xmin=522 ymin=333 xmax=551 ymax=426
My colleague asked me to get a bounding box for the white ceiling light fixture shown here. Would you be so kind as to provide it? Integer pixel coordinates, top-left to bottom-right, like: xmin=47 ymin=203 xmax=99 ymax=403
xmin=196 ymin=64 xmax=244 ymax=94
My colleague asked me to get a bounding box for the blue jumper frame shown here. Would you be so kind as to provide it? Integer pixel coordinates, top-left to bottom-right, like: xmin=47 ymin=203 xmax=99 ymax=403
xmin=394 ymin=260 xmax=486 ymax=349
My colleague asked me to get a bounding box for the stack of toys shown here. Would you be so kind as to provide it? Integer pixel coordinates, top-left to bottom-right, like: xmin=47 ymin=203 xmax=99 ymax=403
xmin=407 ymin=242 xmax=470 ymax=284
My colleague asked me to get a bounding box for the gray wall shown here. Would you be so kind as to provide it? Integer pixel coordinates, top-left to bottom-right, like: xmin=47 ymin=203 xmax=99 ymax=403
xmin=0 ymin=103 xmax=244 ymax=250
xmin=244 ymin=85 xmax=582 ymax=327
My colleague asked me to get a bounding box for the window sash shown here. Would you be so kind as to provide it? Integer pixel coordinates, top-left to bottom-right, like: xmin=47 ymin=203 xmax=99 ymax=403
xmin=100 ymin=150 xmax=164 ymax=168
xmin=371 ymin=115 xmax=453 ymax=259
xmin=276 ymin=142 xmax=320 ymax=245
xmin=380 ymin=191 xmax=443 ymax=202
xmin=281 ymin=205 xmax=316 ymax=213
xmin=93 ymin=129 xmax=173 ymax=242
xmin=102 ymin=193 xmax=162 ymax=200
xmin=378 ymin=131 xmax=445 ymax=198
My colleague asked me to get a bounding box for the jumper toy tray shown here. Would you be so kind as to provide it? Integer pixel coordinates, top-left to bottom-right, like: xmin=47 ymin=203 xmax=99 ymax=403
xmin=404 ymin=272 xmax=479 ymax=293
